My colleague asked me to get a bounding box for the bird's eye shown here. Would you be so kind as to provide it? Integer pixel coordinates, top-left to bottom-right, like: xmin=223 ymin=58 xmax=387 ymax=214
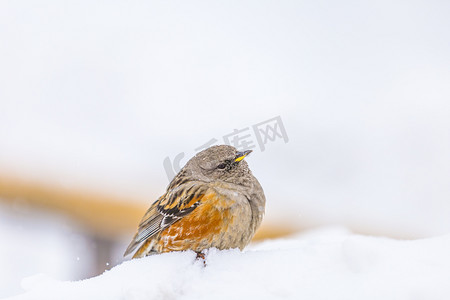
xmin=217 ymin=163 xmax=227 ymax=170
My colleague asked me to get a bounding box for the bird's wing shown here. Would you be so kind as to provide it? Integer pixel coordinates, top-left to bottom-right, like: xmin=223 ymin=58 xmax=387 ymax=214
xmin=123 ymin=182 xmax=207 ymax=256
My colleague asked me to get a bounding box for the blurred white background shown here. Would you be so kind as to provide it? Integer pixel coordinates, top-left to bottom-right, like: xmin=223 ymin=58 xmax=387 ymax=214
xmin=1 ymin=0 xmax=450 ymax=297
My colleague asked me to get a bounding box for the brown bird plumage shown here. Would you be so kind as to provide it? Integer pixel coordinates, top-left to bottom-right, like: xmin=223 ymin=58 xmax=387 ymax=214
xmin=124 ymin=145 xmax=266 ymax=258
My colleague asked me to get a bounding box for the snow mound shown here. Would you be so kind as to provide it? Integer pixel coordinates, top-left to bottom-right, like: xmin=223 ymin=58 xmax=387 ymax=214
xmin=6 ymin=228 xmax=450 ymax=300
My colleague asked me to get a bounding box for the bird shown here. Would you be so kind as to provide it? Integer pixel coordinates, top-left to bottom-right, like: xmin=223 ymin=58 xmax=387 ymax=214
xmin=124 ymin=145 xmax=266 ymax=259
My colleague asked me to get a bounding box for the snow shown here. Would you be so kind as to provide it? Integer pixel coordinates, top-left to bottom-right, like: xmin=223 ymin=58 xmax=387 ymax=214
xmin=5 ymin=228 xmax=450 ymax=300
xmin=1 ymin=1 xmax=450 ymax=297
xmin=0 ymin=202 xmax=95 ymax=298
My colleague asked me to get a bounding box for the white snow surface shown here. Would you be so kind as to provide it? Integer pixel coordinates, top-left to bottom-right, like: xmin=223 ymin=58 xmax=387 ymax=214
xmin=5 ymin=228 xmax=450 ymax=300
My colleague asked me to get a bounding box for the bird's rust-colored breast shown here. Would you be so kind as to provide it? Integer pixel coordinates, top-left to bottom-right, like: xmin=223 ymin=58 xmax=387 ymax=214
xmin=157 ymin=190 xmax=237 ymax=253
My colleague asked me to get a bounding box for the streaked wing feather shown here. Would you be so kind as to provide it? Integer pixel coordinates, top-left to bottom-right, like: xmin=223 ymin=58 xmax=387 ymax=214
xmin=124 ymin=182 xmax=208 ymax=256
xmin=134 ymin=214 xmax=164 ymax=242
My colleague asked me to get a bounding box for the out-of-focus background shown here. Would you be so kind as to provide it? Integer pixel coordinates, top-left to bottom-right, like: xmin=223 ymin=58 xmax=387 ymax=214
xmin=1 ymin=0 xmax=450 ymax=298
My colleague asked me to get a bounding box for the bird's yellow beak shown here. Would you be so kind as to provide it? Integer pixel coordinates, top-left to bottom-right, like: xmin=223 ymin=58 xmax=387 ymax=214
xmin=234 ymin=150 xmax=253 ymax=162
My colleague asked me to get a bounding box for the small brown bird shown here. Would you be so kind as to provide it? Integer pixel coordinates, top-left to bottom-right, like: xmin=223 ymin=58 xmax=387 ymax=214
xmin=124 ymin=145 xmax=266 ymax=259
